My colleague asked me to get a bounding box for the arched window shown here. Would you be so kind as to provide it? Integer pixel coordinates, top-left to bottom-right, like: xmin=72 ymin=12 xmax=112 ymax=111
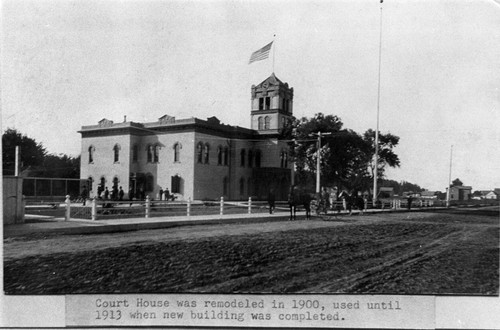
xmin=258 ymin=116 xmax=264 ymax=130
xmin=280 ymin=150 xmax=288 ymax=168
xmin=88 ymin=146 xmax=95 ymax=163
xmin=132 ymin=144 xmax=138 ymax=162
xmin=248 ymin=150 xmax=253 ymax=168
xmin=223 ymin=146 xmax=229 ymax=166
xmin=240 ymin=149 xmax=246 ymax=167
xmin=255 ymin=149 xmax=261 ymax=168
xmin=173 ymin=143 xmax=181 ymax=162
xmin=264 ymin=116 xmax=271 ymax=130
xmin=217 ymin=145 xmax=223 ymax=165
xmin=153 ymin=145 xmax=160 ymax=163
xmin=146 ymin=145 xmax=153 ymax=163
xmin=204 ymin=143 xmax=210 ymax=164
xmin=113 ymin=144 xmax=121 ymax=163
xmin=239 ymin=177 xmax=245 ymax=196
xmin=197 ymin=142 xmax=203 ymax=163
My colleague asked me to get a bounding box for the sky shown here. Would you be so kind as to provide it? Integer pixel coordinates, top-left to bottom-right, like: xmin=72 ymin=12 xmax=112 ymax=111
xmin=1 ymin=0 xmax=499 ymax=191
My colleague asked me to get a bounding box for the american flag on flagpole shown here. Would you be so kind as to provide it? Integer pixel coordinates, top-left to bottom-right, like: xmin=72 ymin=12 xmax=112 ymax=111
xmin=249 ymin=41 xmax=273 ymax=64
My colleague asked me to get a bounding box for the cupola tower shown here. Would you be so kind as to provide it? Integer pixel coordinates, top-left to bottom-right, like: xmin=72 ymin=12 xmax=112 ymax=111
xmin=250 ymin=73 xmax=294 ymax=134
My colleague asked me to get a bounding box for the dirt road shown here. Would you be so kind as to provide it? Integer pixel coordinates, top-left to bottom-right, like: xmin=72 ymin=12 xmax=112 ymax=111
xmin=3 ymin=210 xmax=498 ymax=295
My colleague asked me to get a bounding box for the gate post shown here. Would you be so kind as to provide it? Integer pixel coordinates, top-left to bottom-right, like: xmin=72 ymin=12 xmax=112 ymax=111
xmin=91 ymin=197 xmax=97 ymax=221
xmin=248 ymin=197 xmax=252 ymax=214
xmin=145 ymin=195 xmax=150 ymax=218
xmin=220 ymin=196 xmax=224 ymax=215
xmin=65 ymin=195 xmax=71 ymax=221
xmin=187 ymin=197 xmax=191 ymax=217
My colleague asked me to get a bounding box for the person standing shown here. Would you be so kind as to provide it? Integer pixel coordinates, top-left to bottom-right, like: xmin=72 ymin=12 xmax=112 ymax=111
xmin=407 ymin=195 xmax=413 ymax=210
xmin=159 ymin=187 xmax=164 ymax=201
xmin=267 ymin=188 xmax=276 ymax=214
xmin=104 ymin=187 xmax=110 ymax=200
xmin=355 ymin=191 xmax=365 ymax=215
xmin=118 ymin=186 xmax=124 ymax=201
xmin=81 ymin=186 xmax=88 ymax=206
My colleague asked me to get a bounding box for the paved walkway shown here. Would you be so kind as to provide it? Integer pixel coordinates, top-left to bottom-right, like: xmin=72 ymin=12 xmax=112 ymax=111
xmin=3 ymin=207 xmax=441 ymax=237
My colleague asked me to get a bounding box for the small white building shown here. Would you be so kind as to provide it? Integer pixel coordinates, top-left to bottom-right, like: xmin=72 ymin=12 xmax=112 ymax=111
xmin=482 ymin=190 xmax=498 ymax=200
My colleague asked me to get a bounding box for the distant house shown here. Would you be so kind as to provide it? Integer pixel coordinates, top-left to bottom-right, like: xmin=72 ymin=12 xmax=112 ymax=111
xmin=482 ymin=190 xmax=498 ymax=200
xmin=402 ymin=191 xmax=421 ymax=198
xmin=448 ymin=185 xmax=472 ymax=201
xmin=378 ymin=187 xmax=394 ymax=199
xmin=420 ymin=191 xmax=437 ymax=200
xmin=494 ymin=189 xmax=500 ymax=200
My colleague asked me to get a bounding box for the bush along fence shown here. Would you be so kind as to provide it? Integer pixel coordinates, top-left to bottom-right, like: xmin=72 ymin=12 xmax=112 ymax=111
xmin=65 ymin=196 xmax=288 ymax=221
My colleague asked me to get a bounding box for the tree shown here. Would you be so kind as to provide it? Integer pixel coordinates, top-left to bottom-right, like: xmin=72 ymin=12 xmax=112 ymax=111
xmin=2 ymin=128 xmax=47 ymax=175
xmin=362 ymin=129 xmax=401 ymax=180
xmin=282 ymin=113 xmax=402 ymax=193
xmin=2 ymin=128 xmax=80 ymax=178
xmin=39 ymin=154 xmax=81 ymax=178
xmin=452 ymin=178 xmax=463 ymax=187
xmin=379 ymin=179 xmax=424 ymax=195
xmin=284 ymin=113 xmax=370 ymax=191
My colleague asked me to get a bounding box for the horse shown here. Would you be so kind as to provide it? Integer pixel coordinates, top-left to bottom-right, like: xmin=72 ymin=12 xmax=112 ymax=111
xmin=339 ymin=190 xmax=365 ymax=215
xmin=288 ymin=186 xmax=313 ymax=220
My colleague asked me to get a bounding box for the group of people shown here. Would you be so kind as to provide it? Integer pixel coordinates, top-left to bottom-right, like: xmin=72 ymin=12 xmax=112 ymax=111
xmin=280 ymin=185 xmax=368 ymax=219
xmin=338 ymin=190 xmax=366 ymax=215
xmin=96 ymin=185 xmax=125 ymax=201
xmin=81 ymin=185 xmax=175 ymax=205
xmin=158 ymin=187 xmax=174 ymax=201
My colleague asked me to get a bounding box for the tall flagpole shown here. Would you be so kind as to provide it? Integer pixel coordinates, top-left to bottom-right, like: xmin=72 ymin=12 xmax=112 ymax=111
xmin=373 ymin=0 xmax=383 ymax=205
xmin=273 ymin=34 xmax=276 ymax=73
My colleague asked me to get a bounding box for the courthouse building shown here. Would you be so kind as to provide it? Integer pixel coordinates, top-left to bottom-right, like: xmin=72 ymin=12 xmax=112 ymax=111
xmin=79 ymin=73 xmax=295 ymax=201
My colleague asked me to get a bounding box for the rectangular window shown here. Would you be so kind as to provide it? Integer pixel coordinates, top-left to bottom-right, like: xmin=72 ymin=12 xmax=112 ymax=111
xmin=265 ymin=97 xmax=271 ymax=110
xmin=259 ymin=98 xmax=264 ymax=110
xmin=171 ymin=175 xmax=181 ymax=194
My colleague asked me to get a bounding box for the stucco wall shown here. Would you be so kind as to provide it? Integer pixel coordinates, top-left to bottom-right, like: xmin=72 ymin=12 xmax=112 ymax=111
xmin=80 ymin=134 xmax=131 ymax=197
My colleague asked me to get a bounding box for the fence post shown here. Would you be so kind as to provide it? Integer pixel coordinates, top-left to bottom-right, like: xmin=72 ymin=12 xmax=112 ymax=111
xmin=220 ymin=196 xmax=224 ymax=215
xmin=145 ymin=195 xmax=150 ymax=218
xmin=248 ymin=197 xmax=252 ymax=214
xmin=91 ymin=197 xmax=97 ymax=221
xmin=65 ymin=195 xmax=71 ymax=221
xmin=187 ymin=197 xmax=191 ymax=217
